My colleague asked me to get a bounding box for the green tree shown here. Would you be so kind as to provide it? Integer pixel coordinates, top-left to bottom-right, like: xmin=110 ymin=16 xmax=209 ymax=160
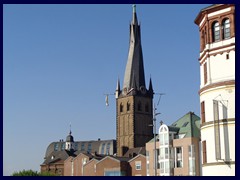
xmin=11 ymin=169 xmax=57 ymax=176
xmin=12 ymin=169 xmax=39 ymax=176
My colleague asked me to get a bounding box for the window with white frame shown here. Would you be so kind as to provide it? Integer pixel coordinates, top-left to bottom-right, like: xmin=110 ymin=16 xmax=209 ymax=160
xmin=212 ymin=21 xmax=220 ymax=42
xmin=222 ymin=18 xmax=230 ymax=39
xmin=176 ymin=147 xmax=183 ymax=168
xmin=135 ymin=161 xmax=141 ymax=170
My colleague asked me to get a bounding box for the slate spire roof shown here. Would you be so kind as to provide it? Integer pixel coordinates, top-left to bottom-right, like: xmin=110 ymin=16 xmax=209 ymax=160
xmin=123 ymin=5 xmax=146 ymax=92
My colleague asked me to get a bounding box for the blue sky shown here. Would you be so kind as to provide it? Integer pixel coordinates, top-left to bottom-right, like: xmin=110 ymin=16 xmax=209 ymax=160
xmin=3 ymin=4 xmax=210 ymax=175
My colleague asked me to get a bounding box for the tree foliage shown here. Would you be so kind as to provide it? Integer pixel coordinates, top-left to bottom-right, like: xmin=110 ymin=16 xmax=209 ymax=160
xmin=11 ymin=169 xmax=56 ymax=176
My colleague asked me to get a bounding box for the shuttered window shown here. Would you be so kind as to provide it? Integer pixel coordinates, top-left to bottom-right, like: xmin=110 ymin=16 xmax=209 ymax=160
xmin=204 ymin=63 xmax=207 ymax=84
xmin=201 ymin=101 xmax=205 ymax=124
xmin=202 ymin=140 xmax=207 ymax=164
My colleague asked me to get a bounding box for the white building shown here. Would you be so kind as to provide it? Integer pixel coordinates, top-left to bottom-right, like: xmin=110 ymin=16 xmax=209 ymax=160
xmin=194 ymin=4 xmax=235 ymax=176
xmin=146 ymin=112 xmax=201 ymax=176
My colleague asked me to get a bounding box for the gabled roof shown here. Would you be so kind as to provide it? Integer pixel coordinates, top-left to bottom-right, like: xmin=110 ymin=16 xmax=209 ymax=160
xmin=96 ymin=156 xmax=131 ymax=165
xmin=83 ymin=158 xmax=100 ymax=167
xmin=128 ymin=154 xmax=146 ymax=163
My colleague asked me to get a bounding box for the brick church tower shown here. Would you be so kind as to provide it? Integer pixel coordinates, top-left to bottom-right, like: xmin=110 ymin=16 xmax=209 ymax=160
xmin=115 ymin=5 xmax=154 ymax=156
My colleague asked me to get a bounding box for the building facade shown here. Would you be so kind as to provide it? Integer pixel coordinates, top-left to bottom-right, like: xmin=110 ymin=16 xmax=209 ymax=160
xmin=194 ymin=4 xmax=235 ymax=176
xmin=40 ymin=130 xmax=116 ymax=176
xmin=146 ymin=112 xmax=201 ymax=176
xmin=115 ymin=4 xmax=154 ymax=157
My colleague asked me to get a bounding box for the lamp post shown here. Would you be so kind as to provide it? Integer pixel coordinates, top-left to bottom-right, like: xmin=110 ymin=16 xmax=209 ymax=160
xmin=153 ymin=103 xmax=161 ymax=176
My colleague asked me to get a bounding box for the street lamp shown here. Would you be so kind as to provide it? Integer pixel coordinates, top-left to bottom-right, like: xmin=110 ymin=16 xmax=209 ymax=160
xmin=152 ymin=104 xmax=160 ymax=176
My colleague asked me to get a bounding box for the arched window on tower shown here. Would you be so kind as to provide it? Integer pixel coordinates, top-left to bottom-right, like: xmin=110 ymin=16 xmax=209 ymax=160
xmin=127 ymin=102 xmax=130 ymax=111
xmin=212 ymin=21 xmax=220 ymax=42
xmin=201 ymin=30 xmax=205 ymax=51
xmin=120 ymin=103 xmax=123 ymax=112
xmin=137 ymin=102 xmax=142 ymax=111
xmin=145 ymin=103 xmax=149 ymax=112
xmin=222 ymin=18 xmax=230 ymax=39
xmin=204 ymin=26 xmax=207 ymax=45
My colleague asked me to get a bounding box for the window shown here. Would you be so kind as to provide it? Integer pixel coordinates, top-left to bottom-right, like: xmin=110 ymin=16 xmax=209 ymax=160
xmin=135 ymin=161 xmax=141 ymax=170
xmin=203 ymin=62 xmax=207 ymax=84
xmin=87 ymin=143 xmax=92 ymax=152
xmin=202 ymin=140 xmax=207 ymax=164
xmin=201 ymin=30 xmax=205 ymax=50
xmin=120 ymin=103 xmax=123 ymax=112
xmin=222 ymin=18 xmax=230 ymax=39
xmin=61 ymin=143 xmax=65 ymax=150
xmin=127 ymin=102 xmax=130 ymax=111
xmin=176 ymin=147 xmax=183 ymax=168
xmin=188 ymin=144 xmax=195 ymax=158
xmin=201 ymin=101 xmax=205 ymax=124
xmin=160 ymin=148 xmax=164 ymax=159
xmin=101 ymin=143 xmax=105 ymax=154
xmin=188 ymin=145 xmax=196 ymax=176
xmin=160 ymin=162 xmax=164 ymax=173
xmin=81 ymin=142 xmax=85 ymax=151
xmin=106 ymin=143 xmax=111 ymax=154
xmin=145 ymin=104 xmax=149 ymax=112
xmin=104 ymin=170 xmax=126 ymax=176
xmin=226 ymin=54 xmax=229 ymax=60
xmin=54 ymin=143 xmax=59 ymax=151
xmin=182 ymin=122 xmax=189 ymax=127
xmin=137 ymin=102 xmax=142 ymax=111
xmin=74 ymin=143 xmax=78 ymax=150
xmin=156 ymin=149 xmax=160 ymax=169
xmin=212 ymin=21 xmax=220 ymax=42
xmin=165 ymin=148 xmax=169 ymax=159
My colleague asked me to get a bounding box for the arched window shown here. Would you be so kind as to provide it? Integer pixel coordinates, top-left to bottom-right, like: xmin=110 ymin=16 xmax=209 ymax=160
xmin=222 ymin=18 xmax=230 ymax=39
xmin=137 ymin=102 xmax=142 ymax=111
xmin=212 ymin=21 xmax=220 ymax=42
xmin=145 ymin=103 xmax=149 ymax=112
xmin=201 ymin=30 xmax=205 ymax=50
xmin=127 ymin=102 xmax=130 ymax=111
xmin=120 ymin=103 xmax=123 ymax=112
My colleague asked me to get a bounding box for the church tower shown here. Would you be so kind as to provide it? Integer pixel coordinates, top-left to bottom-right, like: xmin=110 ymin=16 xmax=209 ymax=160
xmin=65 ymin=130 xmax=75 ymax=151
xmin=116 ymin=5 xmax=154 ymax=156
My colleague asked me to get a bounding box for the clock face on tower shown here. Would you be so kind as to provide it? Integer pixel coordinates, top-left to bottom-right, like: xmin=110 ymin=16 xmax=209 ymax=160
xmin=140 ymin=86 xmax=146 ymax=94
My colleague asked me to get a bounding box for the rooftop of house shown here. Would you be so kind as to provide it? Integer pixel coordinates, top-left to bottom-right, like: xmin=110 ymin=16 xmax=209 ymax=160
xmin=148 ymin=111 xmax=200 ymax=143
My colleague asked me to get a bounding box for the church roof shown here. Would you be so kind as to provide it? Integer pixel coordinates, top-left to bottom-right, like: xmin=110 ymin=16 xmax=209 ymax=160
xmin=123 ymin=5 xmax=146 ymax=92
xmin=44 ymin=139 xmax=116 ymax=159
